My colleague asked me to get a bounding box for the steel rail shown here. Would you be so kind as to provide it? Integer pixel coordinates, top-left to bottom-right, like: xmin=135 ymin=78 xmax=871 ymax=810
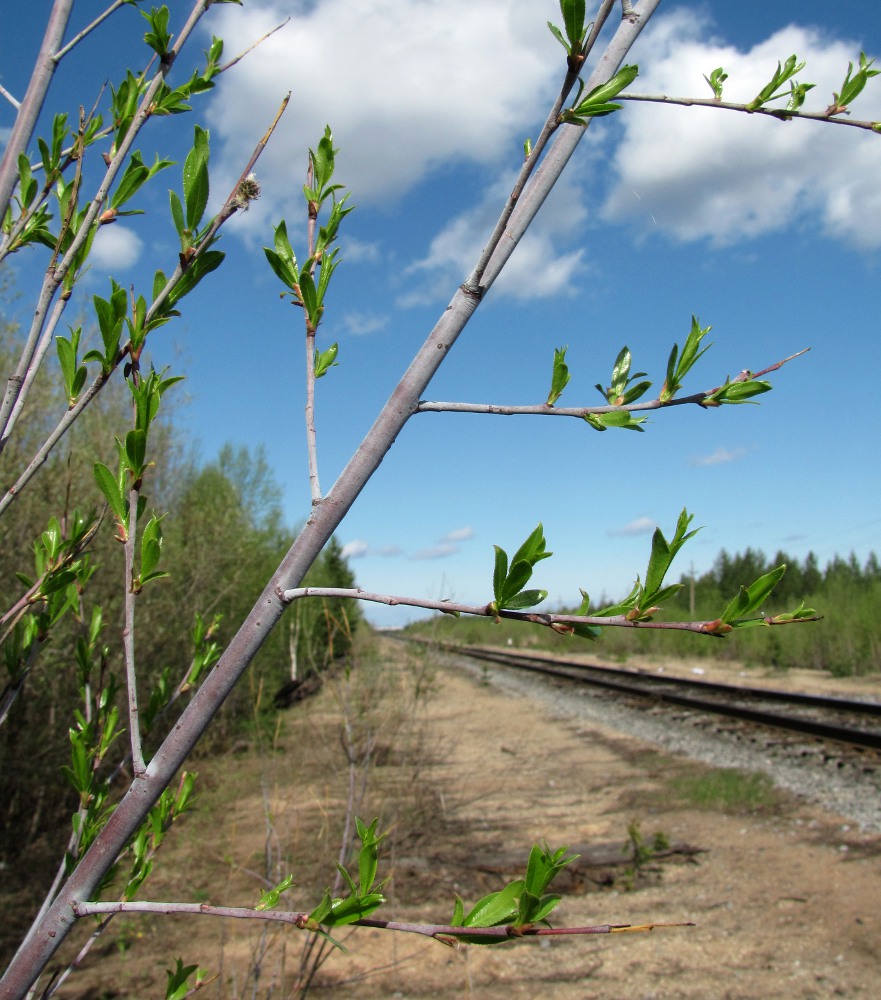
xmin=397 ymin=638 xmax=881 ymax=752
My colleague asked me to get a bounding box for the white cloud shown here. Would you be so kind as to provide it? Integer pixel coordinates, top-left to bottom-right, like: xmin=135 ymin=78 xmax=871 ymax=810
xmin=340 ymin=539 xmax=402 ymax=558
xmin=89 ymin=225 xmax=143 ymax=270
xmin=341 ymin=539 xmax=370 ymax=559
xmin=400 ymin=169 xmax=590 ymax=304
xmin=203 ymin=0 xmax=560 ymax=236
xmin=340 ymin=311 xmax=388 ymax=336
xmin=690 ymin=445 xmax=748 ymax=467
xmin=442 ymin=526 xmax=475 ymax=542
xmin=608 ymin=517 xmax=657 ymax=537
xmin=410 ymin=542 xmax=459 ymax=560
xmin=602 ymin=12 xmax=881 ymax=248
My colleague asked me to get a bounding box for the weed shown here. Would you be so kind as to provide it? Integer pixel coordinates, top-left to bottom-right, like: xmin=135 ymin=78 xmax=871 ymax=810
xmin=670 ymin=768 xmax=777 ymax=813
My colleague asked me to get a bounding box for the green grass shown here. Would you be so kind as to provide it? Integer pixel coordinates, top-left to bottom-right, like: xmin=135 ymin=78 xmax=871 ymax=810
xmin=668 ymin=768 xmax=779 ymax=813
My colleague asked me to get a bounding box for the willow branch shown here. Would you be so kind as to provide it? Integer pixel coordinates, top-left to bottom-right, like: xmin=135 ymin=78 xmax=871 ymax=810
xmin=0 ymin=83 xmax=21 ymax=110
xmin=468 ymin=0 xmax=620 ymax=290
xmin=52 ymin=0 xmax=133 ymax=63
xmin=416 ymin=349 xmax=809 ymax=418
xmin=0 ymin=0 xmax=73 ymax=222
xmin=618 ymin=92 xmax=881 ymax=132
xmin=70 ymin=900 xmax=692 ymax=941
xmin=123 ymin=485 xmax=145 ymax=777
xmin=279 ymin=587 xmax=821 ymax=635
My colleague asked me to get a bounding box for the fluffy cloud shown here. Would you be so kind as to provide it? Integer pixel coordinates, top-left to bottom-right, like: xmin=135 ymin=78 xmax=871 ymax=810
xmin=341 ymin=539 xmax=370 ymax=559
xmin=400 ymin=169 xmax=590 ymax=304
xmin=602 ymin=11 xmax=881 ymax=248
xmin=442 ymin=526 xmax=475 ymax=542
xmin=608 ymin=517 xmax=657 ymax=537
xmin=340 ymin=539 xmax=402 ymax=558
xmin=202 ymin=0 xmax=559 ymax=231
xmin=410 ymin=542 xmax=459 ymax=560
xmin=690 ymin=445 xmax=748 ymax=467
xmin=89 ymin=225 xmax=143 ymax=270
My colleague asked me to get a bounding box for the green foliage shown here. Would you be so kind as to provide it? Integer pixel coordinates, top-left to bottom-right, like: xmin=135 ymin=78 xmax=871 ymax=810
xmin=660 ymin=316 xmax=713 ymax=403
xmin=547 ymin=0 xmax=591 ymax=67
xmin=703 ymin=66 xmax=729 ymax=99
xmin=451 ymin=842 xmax=578 ymax=942
xmin=829 ymin=52 xmax=879 ymax=115
xmin=264 ymin=128 xmax=353 ymax=339
xmin=559 ymin=64 xmax=640 ymax=124
xmin=256 ymin=873 xmax=295 ymax=912
xmin=489 ymin=524 xmax=552 ymax=616
xmin=164 ymin=957 xmax=207 ymax=1000
xmin=589 ymin=509 xmax=700 ymax=623
xmin=546 ymin=346 xmax=571 ymax=405
xmin=747 ymin=54 xmax=808 ymax=111
xmin=309 ymin=818 xmax=388 ymax=929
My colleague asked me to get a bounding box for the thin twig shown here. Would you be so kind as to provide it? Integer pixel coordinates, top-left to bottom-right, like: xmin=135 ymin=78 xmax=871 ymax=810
xmin=217 ymin=19 xmax=291 ymax=74
xmin=467 ymin=0 xmax=620 ymax=293
xmin=123 ymin=484 xmax=146 ymax=777
xmin=70 ymin=900 xmax=693 ymax=941
xmin=52 ymin=0 xmax=133 ymax=62
xmin=303 ymin=156 xmax=322 ymax=504
xmin=618 ymin=92 xmax=881 ymax=132
xmin=415 ymin=349 xmax=810 ymax=418
xmin=280 ymin=587 xmax=821 ymax=635
xmin=0 ymin=83 xmax=21 ymax=110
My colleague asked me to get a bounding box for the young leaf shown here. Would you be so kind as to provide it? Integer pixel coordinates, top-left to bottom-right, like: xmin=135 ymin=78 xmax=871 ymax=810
xmin=314 ymin=342 xmax=339 ymax=378
xmin=183 ymin=126 xmax=210 ymax=233
xmin=720 ymin=564 xmax=786 ymax=625
xmin=547 ymin=346 xmax=571 ymax=406
xmin=93 ymin=463 xmax=127 ymax=524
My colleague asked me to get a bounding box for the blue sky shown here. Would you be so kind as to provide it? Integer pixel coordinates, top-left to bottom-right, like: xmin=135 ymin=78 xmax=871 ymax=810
xmin=2 ymin=1 xmax=880 ymax=627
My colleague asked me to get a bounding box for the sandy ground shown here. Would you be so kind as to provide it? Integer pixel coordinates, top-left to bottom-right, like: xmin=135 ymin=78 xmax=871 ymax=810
xmin=36 ymin=653 xmax=881 ymax=999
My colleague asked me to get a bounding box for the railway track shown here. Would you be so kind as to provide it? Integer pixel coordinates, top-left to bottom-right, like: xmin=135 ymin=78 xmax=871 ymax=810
xmin=397 ymin=637 xmax=881 ymax=755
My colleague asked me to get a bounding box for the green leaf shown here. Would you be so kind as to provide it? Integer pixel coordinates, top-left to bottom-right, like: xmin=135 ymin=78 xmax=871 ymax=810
xmin=511 ymin=523 xmax=551 ymax=567
xmin=142 ymin=5 xmax=172 ymax=59
xmin=561 ymin=0 xmax=586 ymax=51
xmin=139 ymin=515 xmax=166 ymax=586
xmin=546 ymin=21 xmax=569 ymax=54
xmin=562 ymin=64 xmax=639 ymax=124
xmin=256 ymin=874 xmax=295 ymax=911
xmin=314 ymin=342 xmax=339 ymax=378
xmin=661 ymin=316 xmax=713 ymax=402
xmin=168 ymin=189 xmax=185 ymax=239
xmin=492 ymin=545 xmax=508 ymax=604
xmin=747 ymin=54 xmax=807 ymax=111
xmin=124 ymin=429 xmax=147 ymax=479
xmin=463 ymin=879 xmax=523 ymax=928
xmin=704 ymin=66 xmax=728 ymax=100
xmin=547 ymin=345 xmax=571 ymax=406
xmin=721 ymin=564 xmax=786 ymax=625
xmin=94 ymin=463 xmax=127 ymax=524
xmin=502 ymin=588 xmax=548 ymax=611
xmin=183 ymin=126 xmax=210 ymax=233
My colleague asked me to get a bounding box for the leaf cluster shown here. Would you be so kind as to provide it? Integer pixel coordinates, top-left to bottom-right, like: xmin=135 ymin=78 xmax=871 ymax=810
xmin=264 ymin=128 xmax=353 ymax=343
xmin=308 ymin=818 xmax=389 ymax=929
xmin=559 ymin=64 xmax=640 ymax=125
xmin=490 ymin=524 xmax=552 ymax=616
xmin=547 ymin=0 xmax=593 ymax=71
xmin=587 ymin=508 xmax=700 ymax=624
xmin=451 ymin=843 xmax=578 ymax=942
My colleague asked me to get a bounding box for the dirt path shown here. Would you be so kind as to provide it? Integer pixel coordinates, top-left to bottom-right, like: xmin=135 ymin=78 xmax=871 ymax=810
xmin=330 ymin=663 xmax=881 ymax=999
